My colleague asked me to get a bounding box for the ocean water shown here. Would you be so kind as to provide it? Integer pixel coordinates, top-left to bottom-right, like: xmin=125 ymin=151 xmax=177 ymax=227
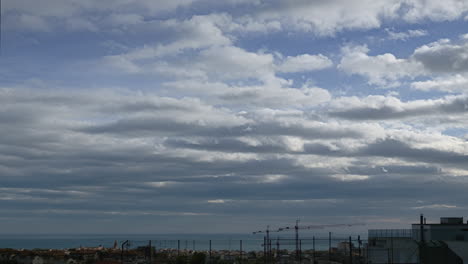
xmin=0 ymin=233 xmax=363 ymax=252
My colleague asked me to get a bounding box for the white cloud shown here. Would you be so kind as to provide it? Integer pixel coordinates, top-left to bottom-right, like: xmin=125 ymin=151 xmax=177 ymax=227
xmin=338 ymin=45 xmax=422 ymax=86
xmin=195 ymin=45 xmax=275 ymax=81
xmin=411 ymin=74 xmax=468 ymax=92
xmin=164 ymin=80 xmax=331 ymax=108
xmin=207 ymin=199 xmax=227 ymax=204
xmin=411 ymin=204 xmax=458 ymax=209
xmin=260 ymin=174 xmax=288 ymax=183
xmin=5 ymin=0 xmax=468 ymax=35
xmin=402 ymin=0 xmax=468 ymax=22
xmin=386 ymin=29 xmax=428 ymax=40
xmin=146 ymin=181 xmax=177 ymax=188
xmin=126 ymin=16 xmax=232 ymax=60
xmin=331 ymin=174 xmax=370 ymax=181
xmin=338 ymin=37 xmax=468 ymax=87
xmin=241 ymin=0 xmax=466 ymax=35
xmin=276 ymin=54 xmax=333 ymax=73
xmin=253 ymin=0 xmax=401 ymax=35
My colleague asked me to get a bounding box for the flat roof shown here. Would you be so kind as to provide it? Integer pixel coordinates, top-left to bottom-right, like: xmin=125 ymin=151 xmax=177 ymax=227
xmin=412 ymin=223 xmax=468 ymax=226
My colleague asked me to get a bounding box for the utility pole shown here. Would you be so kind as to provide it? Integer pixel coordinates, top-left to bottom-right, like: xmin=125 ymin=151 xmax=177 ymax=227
xmin=419 ymin=214 xmax=425 ymax=264
xmin=299 ymin=239 xmax=302 ymax=264
xmin=121 ymin=240 xmax=129 ymax=264
xmin=390 ymin=231 xmax=394 ymax=264
xmin=177 ymin=240 xmax=180 ymax=256
xmin=295 ymin=219 xmax=300 ymax=261
xmin=240 ymin=240 xmax=243 ymax=264
xmin=329 ymin=232 xmax=332 ymax=262
xmin=268 ymin=236 xmax=272 ymax=263
xmin=312 ymin=236 xmax=316 ymax=264
xmin=209 ymin=240 xmax=212 ymax=264
xmin=358 ymin=235 xmax=361 ymax=257
xmin=276 ymin=237 xmax=280 ymax=263
xmin=148 ymin=240 xmax=152 ymax=263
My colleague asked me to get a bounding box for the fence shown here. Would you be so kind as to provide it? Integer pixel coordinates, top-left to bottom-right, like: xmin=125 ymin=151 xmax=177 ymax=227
xmin=368 ymin=229 xmax=413 ymax=239
xmin=114 ymin=233 xmax=424 ymax=264
xmin=118 ymin=235 xmax=373 ymax=264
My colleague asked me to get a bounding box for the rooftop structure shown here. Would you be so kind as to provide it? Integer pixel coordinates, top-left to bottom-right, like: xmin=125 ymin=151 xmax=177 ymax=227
xmin=412 ymin=216 xmax=468 ymax=242
xmin=368 ymin=215 xmax=468 ymax=264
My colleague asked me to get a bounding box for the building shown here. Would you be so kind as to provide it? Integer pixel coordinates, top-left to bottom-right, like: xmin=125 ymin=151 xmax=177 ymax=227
xmin=367 ymin=229 xmax=418 ymax=264
xmin=367 ymin=216 xmax=468 ymax=264
xmin=412 ymin=217 xmax=468 ymax=242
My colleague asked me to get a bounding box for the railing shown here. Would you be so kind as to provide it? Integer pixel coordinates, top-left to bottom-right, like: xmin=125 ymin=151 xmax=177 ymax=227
xmin=368 ymin=229 xmax=413 ymax=238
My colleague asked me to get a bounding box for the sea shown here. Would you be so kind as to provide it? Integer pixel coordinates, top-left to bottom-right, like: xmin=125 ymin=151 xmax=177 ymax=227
xmin=0 ymin=233 xmax=365 ymax=252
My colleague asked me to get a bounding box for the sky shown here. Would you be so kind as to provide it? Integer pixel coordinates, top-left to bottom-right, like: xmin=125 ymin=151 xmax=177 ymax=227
xmin=1 ymin=0 xmax=468 ymax=235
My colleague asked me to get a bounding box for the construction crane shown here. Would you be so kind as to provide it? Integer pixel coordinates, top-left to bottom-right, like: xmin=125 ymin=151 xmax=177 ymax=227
xmin=276 ymin=219 xmax=365 ymax=261
xmin=252 ymin=226 xmax=281 ymax=263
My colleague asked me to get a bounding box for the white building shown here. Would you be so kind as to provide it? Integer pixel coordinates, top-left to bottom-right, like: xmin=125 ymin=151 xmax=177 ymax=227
xmin=368 ymin=216 xmax=468 ymax=264
xmin=367 ymin=229 xmax=418 ymax=264
xmin=412 ymin=217 xmax=468 ymax=242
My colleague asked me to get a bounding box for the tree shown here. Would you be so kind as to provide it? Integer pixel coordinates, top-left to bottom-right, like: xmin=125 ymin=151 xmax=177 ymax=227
xmin=190 ymin=252 xmax=206 ymax=264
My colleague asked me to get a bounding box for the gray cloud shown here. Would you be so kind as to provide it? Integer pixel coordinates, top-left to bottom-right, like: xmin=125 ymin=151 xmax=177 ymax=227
xmin=412 ymin=40 xmax=468 ymax=73
xmin=359 ymin=138 xmax=468 ymax=165
xmin=329 ymin=95 xmax=468 ymax=120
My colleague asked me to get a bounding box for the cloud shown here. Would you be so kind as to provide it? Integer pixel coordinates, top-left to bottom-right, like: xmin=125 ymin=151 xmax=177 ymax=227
xmin=412 ymin=39 xmax=468 ymax=73
xmin=338 ymin=37 xmax=468 ymax=87
xmin=9 ymin=14 xmax=52 ymax=32
xmin=66 ymin=17 xmax=98 ymax=32
xmin=359 ymin=138 xmax=468 ymax=165
xmin=338 ymin=45 xmax=422 ymax=86
xmin=401 ymin=0 xmax=468 ymax=22
xmin=105 ymin=13 xmax=145 ymax=26
xmin=386 ymin=29 xmax=428 ymax=40
xmin=2 ymin=0 xmax=197 ymax=31
xmin=103 ymin=15 xmax=231 ymax=64
xmin=411 ymin=204 xmax=458 ymax=210
xmin=328 ymin=94 xmax=468 ymax=120
xmin=195 ymin=45 xmax=275 ymax=81
xmin=5 ymin=0 xmax=468 ymax=35
xmin=3 ymin=0 xmax=468 ymax=233
xmin=99 ymin=16 xmax=332 ymax=108
xmin=411 ymin=74 xmax=468 ymax=93
xmin=276 ymin=54 xmax=333 ymax=73
xmin=239 ymin=0 xmax=468 ymax=35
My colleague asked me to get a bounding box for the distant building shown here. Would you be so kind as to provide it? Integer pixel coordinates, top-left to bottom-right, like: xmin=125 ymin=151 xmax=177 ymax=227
xmin=337 ymin=241 xmax=354 ymax=255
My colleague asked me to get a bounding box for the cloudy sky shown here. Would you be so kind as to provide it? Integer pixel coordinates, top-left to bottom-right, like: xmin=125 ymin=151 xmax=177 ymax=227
xmin=1 ymin=0 xmax=468 ymax=234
